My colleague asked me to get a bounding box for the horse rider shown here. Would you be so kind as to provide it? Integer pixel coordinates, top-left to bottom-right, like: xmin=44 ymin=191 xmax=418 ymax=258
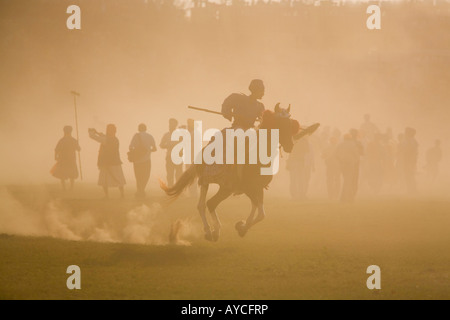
xmin=221 ymin=79 xmax=266 ymax=191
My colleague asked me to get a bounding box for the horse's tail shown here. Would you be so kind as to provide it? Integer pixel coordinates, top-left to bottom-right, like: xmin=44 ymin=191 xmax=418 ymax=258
xmin=159 ymin=165 xmax=198 ymax=198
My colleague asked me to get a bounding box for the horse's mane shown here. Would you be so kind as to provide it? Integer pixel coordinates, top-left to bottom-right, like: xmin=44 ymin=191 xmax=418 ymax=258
xmin=260 ymin=110 xmax=276 ymax=129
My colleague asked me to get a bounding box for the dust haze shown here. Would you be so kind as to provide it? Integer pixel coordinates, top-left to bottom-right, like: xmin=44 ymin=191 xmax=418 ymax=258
xmin=1 ymin=1 xmax=450 ymax=301
xmin=0 ymin=185 xmax=198 ymax=245
xmin=0 ymin=1 xmax=449 ymax=237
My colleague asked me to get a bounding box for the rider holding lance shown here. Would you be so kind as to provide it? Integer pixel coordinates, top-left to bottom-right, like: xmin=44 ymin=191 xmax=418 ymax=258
xmin=163 ymin=80 xmax=319 ymax=241
xmin=220 ymin=79 xmax=266 ymax=191
xmin=221 ymin=79 xmax=266 ymax=130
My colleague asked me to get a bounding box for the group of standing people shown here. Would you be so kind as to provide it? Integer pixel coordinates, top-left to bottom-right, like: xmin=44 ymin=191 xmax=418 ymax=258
xmin=51 ymin=79 xmax=443 ymax=203
xmin=51 ymin=118 xmax=190 ymax=199
xmin=52 ymin=113 xmax=443 ymax=202
xmin=286 ymin=114 xmax=443 ymax=202
xmin=51 ymin=79 xmax=268 ymax=199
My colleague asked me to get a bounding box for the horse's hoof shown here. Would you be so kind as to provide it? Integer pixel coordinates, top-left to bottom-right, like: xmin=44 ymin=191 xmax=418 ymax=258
xmin=235 ymin=221 xmax=247 ymax=237
xmin=211 ymin=229 xmax=220 ymax=242
xmin=204 ymin=232 xmax=213 ymax=241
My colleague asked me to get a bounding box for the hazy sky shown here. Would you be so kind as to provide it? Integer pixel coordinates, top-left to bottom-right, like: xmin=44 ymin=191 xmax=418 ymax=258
xmin=0 ymin=0 xmax=449 ymax=188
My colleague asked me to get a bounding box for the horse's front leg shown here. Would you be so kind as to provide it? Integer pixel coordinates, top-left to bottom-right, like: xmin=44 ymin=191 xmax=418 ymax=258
xmin=238 ymin=202 xmax=266 ymax=236
xmin=245 ymin=202 xmax=257 ymax=228
xmin=253 ymin=202 xmax=266 ymax=225
xmin=236 ymin=189 xmax=265 ymax=237
xmin=248 ymin=187 xmax=265 ymax=226
xmin=197 ymin=184 xmax=212 ymax=241
xmin=236 ymin=202 xmax=257 ymax=237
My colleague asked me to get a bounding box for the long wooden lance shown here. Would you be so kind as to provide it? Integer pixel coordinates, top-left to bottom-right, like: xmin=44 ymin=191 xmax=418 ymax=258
xmin=71 ymin=91 xmax=83 ymax=180
xmin=188 ymin=105 xmax=224 ymax=116
xmin=188 ymin=105 xmax=320 ymax=135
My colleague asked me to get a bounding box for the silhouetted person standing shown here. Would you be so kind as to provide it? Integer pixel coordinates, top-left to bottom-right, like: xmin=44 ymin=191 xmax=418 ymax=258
xmin=425 ymin=139 xmax=442 ymax=182
xmin=89 ymin=124 xmax=126 ymax=199
xmin=319 ymin=126 xmax=331 ymax=150
xmin=129 ymin=123 xmax=157 ymax=199
xmin=51 ymin=125 xmax=80 ymax=191
xmin=160 ymin=118 xmax=183 ymax=188
xmin=287 ymin=136 xmax=313 ymax=200
xmin=382 ymin=129 xmax=397 ymax=189
xmin=399 ymin=127 xmax=419 ymax=194
xmin=336 ymin=129 xmax=364 ymax=202
xmin=360 ymin=113 xmax=379 ymax=144
xmin=365 ymin=133 xmax=386 ymax=194
xmin=322 ymin=135 xmax=341 ymax=200
xmin=395 ymin=133 xmax=405 ymax=186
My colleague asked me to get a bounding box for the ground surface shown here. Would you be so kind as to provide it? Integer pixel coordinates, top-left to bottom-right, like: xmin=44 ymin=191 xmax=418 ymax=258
xmin=0 ymin=184 xmax=449 ymax=300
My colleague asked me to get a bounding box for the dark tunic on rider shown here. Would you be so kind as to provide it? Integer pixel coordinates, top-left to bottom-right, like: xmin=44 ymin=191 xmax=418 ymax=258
xmin=221 ymin=93 xmax=265 ymax=129
xmin=208 ymin=93 xmax=265 ymax=189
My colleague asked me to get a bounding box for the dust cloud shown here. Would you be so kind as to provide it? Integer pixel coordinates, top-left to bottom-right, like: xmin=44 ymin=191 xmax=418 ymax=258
xmin=0 ymin=186 xmax=197 ymax=245
xmin=0 ymin=0 xmax=449 ymax=240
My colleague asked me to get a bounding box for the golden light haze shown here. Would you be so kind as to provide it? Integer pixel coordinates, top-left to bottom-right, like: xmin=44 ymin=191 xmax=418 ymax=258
xmin=0 ymin=0 xmax=449 ymax=199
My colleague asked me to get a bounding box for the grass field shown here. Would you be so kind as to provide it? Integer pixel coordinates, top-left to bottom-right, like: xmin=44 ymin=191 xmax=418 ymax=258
xmin=0 ymin=184 xmax=449 ymax=300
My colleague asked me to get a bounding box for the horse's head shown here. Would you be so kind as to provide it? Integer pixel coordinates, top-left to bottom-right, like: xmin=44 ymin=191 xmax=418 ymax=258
xmin=261 ymin=104 xmax=300 ymax=153
xmin=274 ymin=102 xmax=291 ymax=118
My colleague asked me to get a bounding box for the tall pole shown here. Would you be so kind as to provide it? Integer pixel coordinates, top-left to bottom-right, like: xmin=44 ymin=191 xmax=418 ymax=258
xmin=71 ymin=91 xmax=83 ymax=180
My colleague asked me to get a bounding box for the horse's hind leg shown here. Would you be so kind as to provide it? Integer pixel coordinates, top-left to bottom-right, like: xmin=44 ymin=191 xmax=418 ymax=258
xmin=198 ymin=184 xmax=212 ymax=241
xmin=252 ymin=188 xmax=265 ymax=225
xmin=206 ymin=186 xmax=232 ymax=241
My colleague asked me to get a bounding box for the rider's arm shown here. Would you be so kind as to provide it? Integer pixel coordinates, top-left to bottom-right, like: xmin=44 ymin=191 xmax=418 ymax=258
xmin=221 ymin=94 xmax=236 ymax=122
xmin=256 ymin=102 xmax=265 ymax=121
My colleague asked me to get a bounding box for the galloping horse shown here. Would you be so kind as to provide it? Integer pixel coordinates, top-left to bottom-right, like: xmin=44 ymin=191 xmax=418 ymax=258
xmin=160 ymin=104 xmax=318 ymax=241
